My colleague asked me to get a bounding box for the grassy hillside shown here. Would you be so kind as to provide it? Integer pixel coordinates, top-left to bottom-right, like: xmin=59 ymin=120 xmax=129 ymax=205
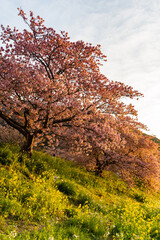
xmin=0 ymin=143 xmax=160 ymax=240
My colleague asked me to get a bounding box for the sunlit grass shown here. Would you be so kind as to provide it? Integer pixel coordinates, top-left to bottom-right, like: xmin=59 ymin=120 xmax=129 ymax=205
xmin=0 ymin=143 xmax=160 ymax=239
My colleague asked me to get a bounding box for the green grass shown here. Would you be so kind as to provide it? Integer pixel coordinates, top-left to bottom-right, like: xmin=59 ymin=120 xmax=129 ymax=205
xmin=0 ymin=143 xmax=160 ymax=239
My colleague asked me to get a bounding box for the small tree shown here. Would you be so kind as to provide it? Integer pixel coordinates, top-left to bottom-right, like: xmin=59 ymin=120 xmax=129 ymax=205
xmin=0 ymin=9 xmax=142 ymax=156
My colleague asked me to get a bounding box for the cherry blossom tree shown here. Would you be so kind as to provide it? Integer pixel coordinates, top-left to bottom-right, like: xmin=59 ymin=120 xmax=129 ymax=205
xmin=53 ymin=113 xmax=160 ymax=188
xmin=0 ymin=10 xmax=159 ymax=187
xmin=0 ymin=9 xmax=143 ymax=157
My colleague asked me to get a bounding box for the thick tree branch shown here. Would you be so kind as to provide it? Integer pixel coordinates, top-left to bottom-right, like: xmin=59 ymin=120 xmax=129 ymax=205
xmin=0 ymin=110 xmax=27 ymax=137
xmin=52 ymin=115 xmax=76 ymax=125
xmin=43 ymin=110 xmax=49 ymax=128
xmin=24 ymin=108 xmax=30 ymax=129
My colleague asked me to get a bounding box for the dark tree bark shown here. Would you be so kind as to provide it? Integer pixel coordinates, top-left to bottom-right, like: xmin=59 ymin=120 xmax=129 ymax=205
xmin=95 ymin=154 xmax=103 ymax=176
xmin=0 ymin=111 xmax=34 ymax=157
xmin=21 ymin=134 xmax=34 ymax=157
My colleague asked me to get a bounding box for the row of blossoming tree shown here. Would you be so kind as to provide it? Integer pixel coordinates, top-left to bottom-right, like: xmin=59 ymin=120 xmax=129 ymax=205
xmin=0 ymin=9 xmax=159 ymax=188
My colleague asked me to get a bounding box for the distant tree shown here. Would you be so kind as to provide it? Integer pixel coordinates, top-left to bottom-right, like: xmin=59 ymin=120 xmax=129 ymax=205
xmin=0 ymin=121 xmax=23 ymax=144
xmin=151 ymin=136 xmax=160 ymax=150
xmin=0 ymin=9 xmax=142 ymax=157
xmin=53 ymin=115 xmax=160 ymax=188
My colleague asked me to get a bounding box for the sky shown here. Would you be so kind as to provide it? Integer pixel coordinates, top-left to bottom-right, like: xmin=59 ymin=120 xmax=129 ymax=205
xmin=0 ymin=0 xmax=160 ymax=138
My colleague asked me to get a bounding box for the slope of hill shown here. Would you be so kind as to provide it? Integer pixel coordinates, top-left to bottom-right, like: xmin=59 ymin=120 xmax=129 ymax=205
xmin=0 ymin=143 xmax=160 ymax=240
xmin=151 ymin=136 xmax=160 ymax=150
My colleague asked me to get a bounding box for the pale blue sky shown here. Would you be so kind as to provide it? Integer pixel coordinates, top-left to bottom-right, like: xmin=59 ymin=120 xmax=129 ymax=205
xmin=0 ymin=0 xmax=160 ymax=138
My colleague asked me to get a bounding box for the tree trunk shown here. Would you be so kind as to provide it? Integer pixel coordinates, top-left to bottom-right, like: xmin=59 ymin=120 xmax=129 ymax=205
xmin=21 ymin=134 xmax=34 ymax=157
xmin=95 ymin=154 xmax=103 ymax=176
